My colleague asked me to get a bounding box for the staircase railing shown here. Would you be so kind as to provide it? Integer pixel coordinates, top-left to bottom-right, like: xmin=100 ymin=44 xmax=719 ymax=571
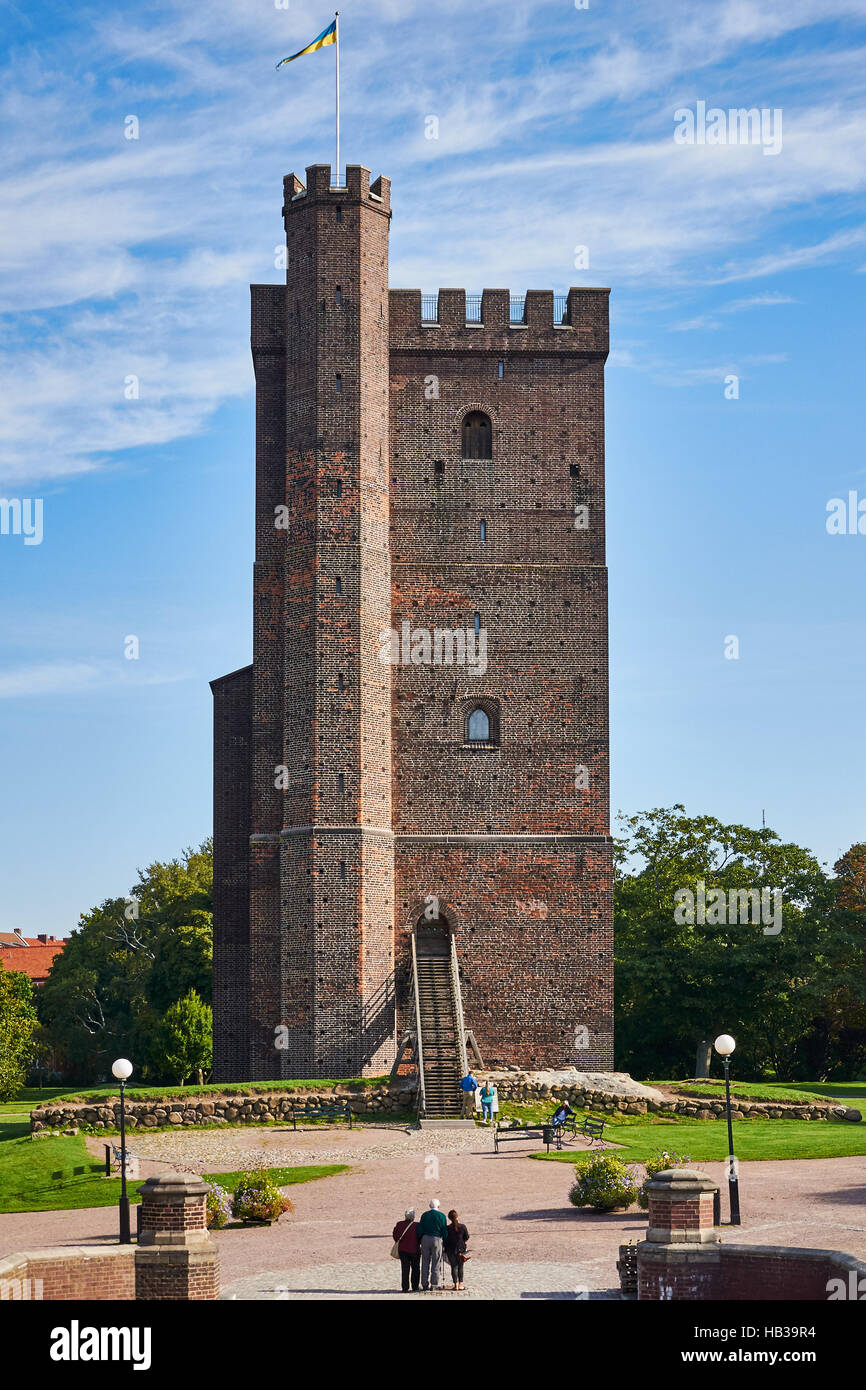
xmin=410 ymin=932 xmax=426 ymax=1118
xmin=449 ymin=934 xmax=469 ymax=1081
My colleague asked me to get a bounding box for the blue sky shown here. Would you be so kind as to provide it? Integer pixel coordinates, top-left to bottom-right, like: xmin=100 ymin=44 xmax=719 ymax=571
xmin=1 ymin=0 xmax=865 ymax=934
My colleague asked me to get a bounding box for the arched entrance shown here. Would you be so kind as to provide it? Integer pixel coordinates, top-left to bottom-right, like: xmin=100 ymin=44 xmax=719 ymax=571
xmin=415 ymin=914 xmax=451 ymax=958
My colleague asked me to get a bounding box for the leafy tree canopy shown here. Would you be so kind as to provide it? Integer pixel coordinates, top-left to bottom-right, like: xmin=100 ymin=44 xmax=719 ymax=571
xmin=38 ymin=840 xmax=212 ymax=1083
xmin=614 ymin=807 xmax=865 ymax=1081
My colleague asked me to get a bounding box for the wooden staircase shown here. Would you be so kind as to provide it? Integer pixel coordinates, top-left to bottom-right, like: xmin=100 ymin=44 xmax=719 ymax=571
xmin=415 ymin=951 xmax=463 ymax=1119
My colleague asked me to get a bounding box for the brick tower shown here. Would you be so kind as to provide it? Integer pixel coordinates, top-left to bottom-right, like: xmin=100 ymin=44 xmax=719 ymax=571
xmin=212 ymin=163 xmax=613 ymax=1082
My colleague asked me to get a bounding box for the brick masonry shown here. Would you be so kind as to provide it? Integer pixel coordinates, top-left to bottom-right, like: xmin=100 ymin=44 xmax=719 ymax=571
xmin=212 ymin=163 xmax=613 ymax=1080
xmin=0 ymin=1173 xmax=218 ymax=1301
xmin=636 ymin=1167 xmax=866 ymax=1300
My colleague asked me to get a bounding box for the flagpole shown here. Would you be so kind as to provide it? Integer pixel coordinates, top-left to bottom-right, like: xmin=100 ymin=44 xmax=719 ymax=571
xmin=335 ymin=11 xmax=340 ymax=187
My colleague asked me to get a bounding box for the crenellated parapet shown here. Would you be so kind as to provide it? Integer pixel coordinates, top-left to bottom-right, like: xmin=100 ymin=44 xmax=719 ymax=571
xmin=389 ymin=286 xmax=609 ymax=353
xmin=282 ymin=163 xmax=391 ymax=222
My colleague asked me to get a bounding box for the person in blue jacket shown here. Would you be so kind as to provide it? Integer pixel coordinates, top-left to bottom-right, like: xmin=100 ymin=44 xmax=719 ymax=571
xmin=459 ymin=1070 xmax=478 ymax=1118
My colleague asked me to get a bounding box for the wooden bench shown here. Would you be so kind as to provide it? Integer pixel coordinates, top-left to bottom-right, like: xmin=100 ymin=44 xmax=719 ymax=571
xmin=493 ymin=1122 xmax=552 ymax=1154
xmin=288 ymin=1101 xmax=353 ymax=1130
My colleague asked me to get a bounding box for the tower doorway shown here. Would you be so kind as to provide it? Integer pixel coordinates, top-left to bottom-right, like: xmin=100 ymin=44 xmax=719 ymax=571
xmin=415 ymin=915 xmax=451 ymax=957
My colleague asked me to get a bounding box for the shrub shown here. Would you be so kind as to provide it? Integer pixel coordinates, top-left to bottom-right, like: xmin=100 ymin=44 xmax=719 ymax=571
xmin=637 ymin=1150 xmax=692 ymax=1208
xmin=231 ymin=1168 xmax=294 ymax=1224
xmin=569 ymin=1152 xmax=640 ymax=1212
xmin=205 ymin=1183 xmax=232 ymax=1230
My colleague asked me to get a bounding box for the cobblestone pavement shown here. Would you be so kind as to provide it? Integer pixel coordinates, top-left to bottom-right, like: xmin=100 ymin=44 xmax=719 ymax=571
xmin=221 ymin=1259 xmax=620 ymax=1300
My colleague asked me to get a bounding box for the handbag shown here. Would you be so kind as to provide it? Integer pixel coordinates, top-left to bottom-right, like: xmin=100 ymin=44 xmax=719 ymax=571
xmin=391 ymin=1219 xmax=413 ymax=1260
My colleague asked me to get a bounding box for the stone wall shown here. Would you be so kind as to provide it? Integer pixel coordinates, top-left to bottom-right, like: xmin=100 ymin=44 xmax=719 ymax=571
xmin=31 ymin=1083 xmax=416 ymax=1133
xmin=30 ymin=1076 xmax=858 ymax=1133
xmin=488 ymin=1075 xmax=859 ymax=1122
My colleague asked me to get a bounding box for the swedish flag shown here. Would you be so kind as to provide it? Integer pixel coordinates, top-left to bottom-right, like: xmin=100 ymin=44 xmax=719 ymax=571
xmin=276 ymin=20 xmax=337 ymax=69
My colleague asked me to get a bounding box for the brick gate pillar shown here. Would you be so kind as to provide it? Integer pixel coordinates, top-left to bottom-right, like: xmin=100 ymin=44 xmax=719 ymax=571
xmin=637 ymin=1167 xmax=721 ymax=1300
xmin=134 ymin=1174 xmax=219 ymax=1300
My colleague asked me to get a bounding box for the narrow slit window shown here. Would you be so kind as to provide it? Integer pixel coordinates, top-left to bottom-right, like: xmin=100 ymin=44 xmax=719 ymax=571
xmin=335 ymin=480 xmax=343 ymax=498
xmin=336 ymin=576 xmax=342 ymax=594
xmin=498 ymin=360 xmax=504 ymax=379
xmin=336 ymin=206 xmax=342 ymax=223
xmin=339 ymin=861 xmax=346 ymax=881
xmin=338 ymin=773 xmax=345 ymax=794
xmin=479 ymin=519 xmax=487 ymax=541
xmin=474 ymin=612 xmax=481 ymax=635
xmin=336 ymin=373 xmax=342 ymax=393
xmin=338 ymin=673 xmax=344 ymax=692
xmin=336 ymin=286 xmax=342 ymax=306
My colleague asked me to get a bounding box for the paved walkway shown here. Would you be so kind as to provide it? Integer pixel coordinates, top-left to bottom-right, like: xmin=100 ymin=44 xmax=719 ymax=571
xmin=223 ymin=1260 xmax=618 ymax=1300
xmin=1 ymin=1125 xmax=863 ymax=1301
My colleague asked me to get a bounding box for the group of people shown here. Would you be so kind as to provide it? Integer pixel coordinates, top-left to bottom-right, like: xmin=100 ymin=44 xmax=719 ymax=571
xmin=388 ymin=1087 xmax=579 ymax=1292
xmin=458 ymin=1071 xmax=499 ymax=1121
xmin=392 ymin=1200 xmax=470 ymax=1292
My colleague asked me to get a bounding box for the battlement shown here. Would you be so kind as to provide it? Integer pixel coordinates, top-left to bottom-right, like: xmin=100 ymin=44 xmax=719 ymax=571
xmin=389 ymin=287 xmax=609 ymax=352
xmin=282 ymin=164 xmax=391 ymax=221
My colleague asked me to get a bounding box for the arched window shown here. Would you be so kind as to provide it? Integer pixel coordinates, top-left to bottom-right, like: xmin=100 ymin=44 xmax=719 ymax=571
xmin=462 ymin=411 xmax=492 ymax=460
xmin=467 ymin=707 xmax=490 ymax=742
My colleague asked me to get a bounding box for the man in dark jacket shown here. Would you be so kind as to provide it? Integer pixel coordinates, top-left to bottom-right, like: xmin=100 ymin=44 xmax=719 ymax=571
xmin=393 ymin=1208 xmax=421 ymax=1292
xmin=417 ymin=1198 xmax=448 ymax=1289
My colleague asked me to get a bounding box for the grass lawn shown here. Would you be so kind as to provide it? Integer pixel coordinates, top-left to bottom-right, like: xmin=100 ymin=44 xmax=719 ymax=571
xmin=493 ymin=1095 xmax=866 ymax=1164
xmin=530 ymin=1116 xmax=866 ymax=1165
xmin=205 ymin=1165 xmax=349 ymax=1193
xmin=0 ymin=1108 xmax=349 ymax=1214
xmin=17 ymin=1078 xmax=389 ymax=1108
xmin=650 ymin=1079 xmax=866 ymax=1107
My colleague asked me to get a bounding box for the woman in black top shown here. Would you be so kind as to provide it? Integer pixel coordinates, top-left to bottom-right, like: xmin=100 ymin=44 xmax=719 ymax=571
xmin=444 ymin=1209 xmax=470 ymax=1290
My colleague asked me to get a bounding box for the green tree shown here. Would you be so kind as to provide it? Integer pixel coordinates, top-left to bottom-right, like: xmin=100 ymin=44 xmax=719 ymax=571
xmin=0 ymin=963 xmax=38 ymax=1100
xmin=614 ymin=806 xmax=829 ymax=1080
xmin=798 ymin=843 xmax=866 ymax=1078
xmin=159 ymin=990 xmax=213 ymax=1085
xmin=38 ymin=840 xmax=213 ymax=1083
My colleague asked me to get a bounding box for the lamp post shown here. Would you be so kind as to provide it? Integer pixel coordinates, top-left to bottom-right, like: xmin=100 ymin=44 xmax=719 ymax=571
xmin=714 ymin=1034 xmax=741 ymax=1225
xmin=111 ymin=1058 xmax=133 ymax=1243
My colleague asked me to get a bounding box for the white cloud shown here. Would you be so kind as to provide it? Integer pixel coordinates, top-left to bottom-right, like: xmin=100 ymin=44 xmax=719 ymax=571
xmin=0 ymin=660 xmax=187 ymax=698
xmin=2 ymin=0 xmax=866 ymax=483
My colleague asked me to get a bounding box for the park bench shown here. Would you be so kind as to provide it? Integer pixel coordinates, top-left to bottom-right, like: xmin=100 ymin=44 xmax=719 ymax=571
xmin=287 ymin=1100 xmax=353 ymax=1130
xmin=549 ymin=1114 xmax=607 ymax=1149
xmin=579 ymin=1117 xmax=606 ymax=1147
xmin=493 ymin=1122 xmax=553 ymax=1154
xmin=103 ymin=1143 xmax=139 ymax=1177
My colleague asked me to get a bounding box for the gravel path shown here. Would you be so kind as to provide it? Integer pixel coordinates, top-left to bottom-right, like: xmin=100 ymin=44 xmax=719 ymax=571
xmin=115 ymin=1122 xmax=494 ymax=1172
